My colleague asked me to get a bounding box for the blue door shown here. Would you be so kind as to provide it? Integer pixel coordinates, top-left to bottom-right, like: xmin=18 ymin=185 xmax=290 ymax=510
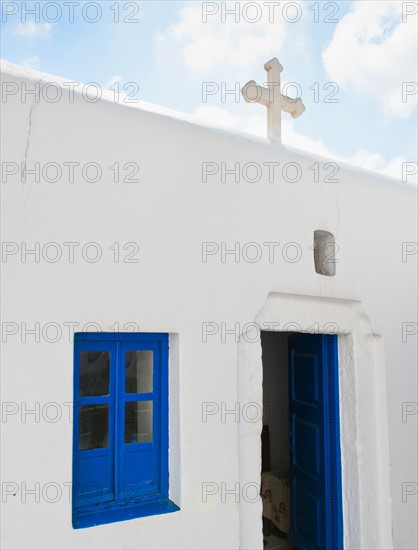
xmin=73 ymin=341 xmax=117 ymax=507
xmin=287 ymin=334 xmax=343 ymax=550
xmin=118 ymin=341 xmax=161 ymax=499
xmin=72 ymin=333 xmax=177 ymax=529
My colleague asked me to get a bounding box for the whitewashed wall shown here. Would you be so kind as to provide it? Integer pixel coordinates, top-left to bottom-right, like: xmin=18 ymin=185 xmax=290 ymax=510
xmin=1 ymin=62 xmax=417 ymax=550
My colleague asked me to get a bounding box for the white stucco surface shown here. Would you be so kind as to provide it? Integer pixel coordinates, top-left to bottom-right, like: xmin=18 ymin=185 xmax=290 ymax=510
xmin=1 ymin=61 xmax=417 ymax=549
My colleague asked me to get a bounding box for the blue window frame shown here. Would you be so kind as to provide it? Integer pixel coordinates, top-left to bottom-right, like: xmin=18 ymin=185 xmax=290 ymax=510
xmin=72 ymin=333 xmax=179 ymax=529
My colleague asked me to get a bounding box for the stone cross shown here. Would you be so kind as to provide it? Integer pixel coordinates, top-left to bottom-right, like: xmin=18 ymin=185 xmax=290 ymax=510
xmin=241 ymin=58 xmax=305 ymax=142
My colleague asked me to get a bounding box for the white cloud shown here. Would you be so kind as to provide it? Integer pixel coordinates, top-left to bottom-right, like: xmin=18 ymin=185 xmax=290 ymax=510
xmin=322 ymin=0 xmax=417 ymax=118
xmin=191 ymin=105 xmax=411 ymax=181
xmin=13 ymin=21 xmax=52 ymax=40
xmin=104 ymin=75 xmax=123 ymax=89
xmin=282 ymin=124 xmax=412 ymax=182
xmin=20 ymin=55 xmax=40 ymax=70
xmin=377 ymin=155 xmax=410 ymax=180
xmin=344 ymin=150 xmax=410 ymax=181
xmin=157 ymin=2 xmax=287 ymax=74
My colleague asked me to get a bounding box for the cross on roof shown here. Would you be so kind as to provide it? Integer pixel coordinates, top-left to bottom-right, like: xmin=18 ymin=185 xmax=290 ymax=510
xmin=241 ymin=58 xmax=305 ymax=143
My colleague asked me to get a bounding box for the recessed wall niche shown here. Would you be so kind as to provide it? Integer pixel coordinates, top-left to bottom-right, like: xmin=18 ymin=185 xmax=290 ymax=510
xmin=314 ymin=230 xmax=337 ymax=276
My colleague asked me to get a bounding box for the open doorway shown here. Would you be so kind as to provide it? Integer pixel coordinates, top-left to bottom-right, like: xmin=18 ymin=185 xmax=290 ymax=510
xmin=260 ymin=331 xmax=343 ymax=550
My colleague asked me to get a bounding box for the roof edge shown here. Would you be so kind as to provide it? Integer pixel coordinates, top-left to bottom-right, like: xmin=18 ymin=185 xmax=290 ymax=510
xmin=1 ymin=59 xmax=413 ymax=188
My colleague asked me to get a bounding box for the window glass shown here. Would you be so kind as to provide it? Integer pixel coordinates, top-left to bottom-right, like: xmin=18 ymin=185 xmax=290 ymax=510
xmin=125 ymin=350 xmax=153 ymax=393
xmin=79 ymin=351 xmax=110 ymax=396
xmin=125 ymin=401 xmax=153 ymax=443
xmin=79 ymin=404 xmax=109 ymax=450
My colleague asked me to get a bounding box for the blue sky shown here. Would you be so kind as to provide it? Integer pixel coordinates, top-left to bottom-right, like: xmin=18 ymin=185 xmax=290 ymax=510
xmin=1 ymin=0 xmax=417 ymax=181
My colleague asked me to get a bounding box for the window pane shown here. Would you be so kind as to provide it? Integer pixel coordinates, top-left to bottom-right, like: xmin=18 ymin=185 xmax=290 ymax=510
xmin=125 ymin=401 xmax=153 ymax=444
xmin=125 ymin=350 xmax=153 ymax=394
xmin=79 ymin=404 xmax=109 ymax=450
xmin=79 ymin=351 xmax=109 ymax=396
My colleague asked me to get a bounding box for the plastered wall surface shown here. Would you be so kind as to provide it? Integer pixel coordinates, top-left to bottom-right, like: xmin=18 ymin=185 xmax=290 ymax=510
xmin=1 ymin=62 xmax=417 ymax=550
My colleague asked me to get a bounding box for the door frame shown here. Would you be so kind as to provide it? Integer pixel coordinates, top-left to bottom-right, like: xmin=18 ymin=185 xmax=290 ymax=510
xmin=237 ymin=292 xmax=393 ymax=550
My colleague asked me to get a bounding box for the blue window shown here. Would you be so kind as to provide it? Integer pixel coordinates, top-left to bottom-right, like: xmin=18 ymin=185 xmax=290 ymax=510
xmin=72 ymin=333 xmax=179 ymax=528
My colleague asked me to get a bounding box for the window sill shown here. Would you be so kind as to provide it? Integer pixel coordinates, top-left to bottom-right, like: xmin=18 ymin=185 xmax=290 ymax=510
xmin=73 ymin=498 xmax=180 ymax=529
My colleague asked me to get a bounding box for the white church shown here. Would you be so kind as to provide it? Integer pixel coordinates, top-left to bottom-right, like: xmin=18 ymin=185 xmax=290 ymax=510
xmin=1 ymin=57 xmax=417 ymax=550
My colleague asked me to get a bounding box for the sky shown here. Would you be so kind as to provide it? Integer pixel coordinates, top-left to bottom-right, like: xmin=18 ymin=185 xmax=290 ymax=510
xmin=1 ymin=0 xmax=417 ymax=182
